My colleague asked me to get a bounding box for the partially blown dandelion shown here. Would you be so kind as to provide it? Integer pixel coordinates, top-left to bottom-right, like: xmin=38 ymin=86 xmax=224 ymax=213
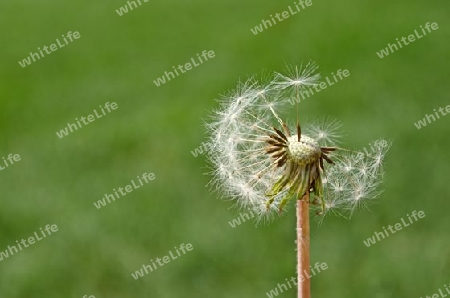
xmin=206 ymin=63 xmax=389 ymax=298
xmin=207 ymin=63 xmax=388 ymax=221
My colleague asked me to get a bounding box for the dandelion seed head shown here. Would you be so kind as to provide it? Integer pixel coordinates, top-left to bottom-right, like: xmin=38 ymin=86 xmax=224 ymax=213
xmin=206 ymin=66 xmax=390 ymax=222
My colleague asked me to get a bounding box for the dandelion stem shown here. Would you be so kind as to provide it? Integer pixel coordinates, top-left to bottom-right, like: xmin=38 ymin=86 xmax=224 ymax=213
xmin=297 ymin=191 xmax=310 ymax=298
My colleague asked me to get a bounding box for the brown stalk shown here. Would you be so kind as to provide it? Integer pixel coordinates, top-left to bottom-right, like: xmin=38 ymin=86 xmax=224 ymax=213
xmin=297 ymin=191 xmax=310 ymax=298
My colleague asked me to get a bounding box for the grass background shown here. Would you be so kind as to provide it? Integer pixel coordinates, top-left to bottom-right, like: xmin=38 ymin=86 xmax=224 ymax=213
xmin=0 ymin=0 xmax=449 ymax=297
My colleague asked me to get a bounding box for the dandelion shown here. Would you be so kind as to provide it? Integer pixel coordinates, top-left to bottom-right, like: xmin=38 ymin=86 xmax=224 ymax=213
xmin=206 ymin=63 xmax=389 ymax=298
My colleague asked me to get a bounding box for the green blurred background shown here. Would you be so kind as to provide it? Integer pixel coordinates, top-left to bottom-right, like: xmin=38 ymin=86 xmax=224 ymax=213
xmin=1 ymin=0 xmax=449 ymax=297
